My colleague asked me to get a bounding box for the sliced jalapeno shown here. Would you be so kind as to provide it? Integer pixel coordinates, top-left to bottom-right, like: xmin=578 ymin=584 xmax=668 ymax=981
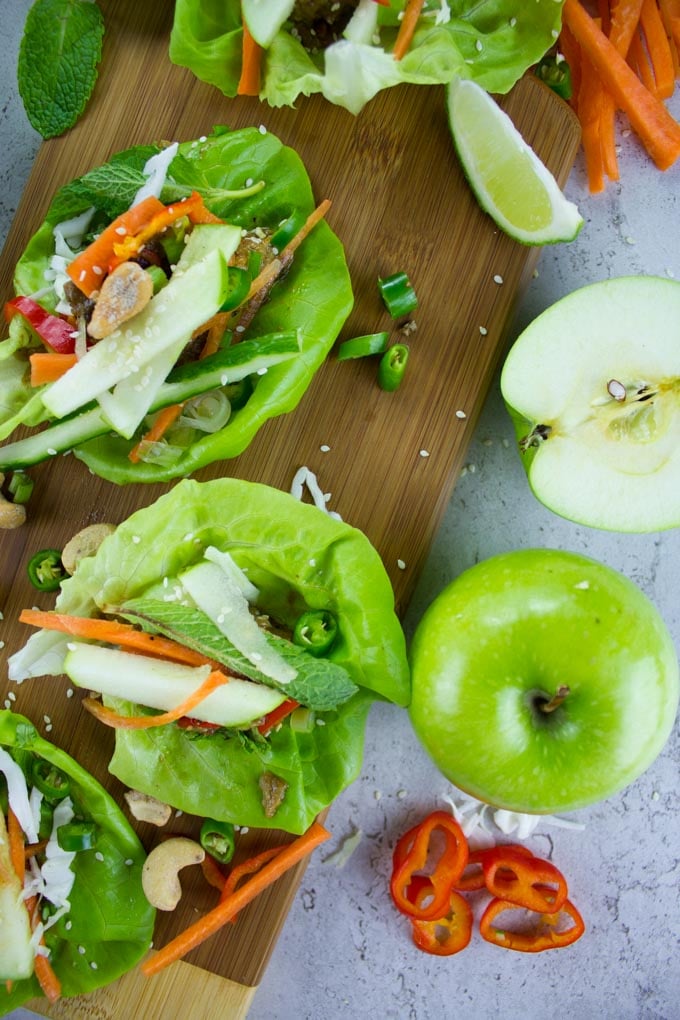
xmin=271 ymin=211 xmax=306 ymax=252
xmin=535 ymin=55 xmax=573 ymax=100
xmin=220 ymin=266 xmax=251 ymax=312
xmin=56 ymin=820 xmax=98 ymax=852
xmin=293 ymin=610 xmax=338 ymax=657
xmin=27 ymin=548 xmax=66 ymax=592
xmin=378 ymin=343 xmax=409 ymax=392
xmin=337 ymin=332 xmax=389 ymax=361
xmin=31 ymin=758 xmax=71 ymax=803
xmin=378 ymin=271 xmax=418 ymax=318
xmin=199 ymin=818 xmax=236 ymax=864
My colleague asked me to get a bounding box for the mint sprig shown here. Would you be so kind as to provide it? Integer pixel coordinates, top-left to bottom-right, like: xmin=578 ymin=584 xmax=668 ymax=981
xmin=18 ymin=0 xmax=105 ymax=139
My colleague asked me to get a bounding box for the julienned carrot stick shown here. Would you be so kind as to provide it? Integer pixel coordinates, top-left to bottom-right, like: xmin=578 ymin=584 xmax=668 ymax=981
xmin=563 ymin=0 xmax=680 ymax=169
xmin=33 ymin=953 xmax=62 ymax=1004
xmin=30 ymin=352 xmax=78 ymax=386
xmin=24 ymin=893 xmax=62 ymax=1004
xmin=128 ymin=402 xmax=184 ymax=463
xmin=609 ymin=0 xmax=645 ymax=52
xmin=238 ymin=21 xmax=262 ymax=96
xmin=18 ymin=608 xmax=220 ymax=669
xmin=141 ymin=821 xmax=331 ymax=976
xmin=82 ymin=669 xmax=231 ymax=730
xmin=220 ymin=845 xmax=284 ymax=904
xmin=640 ymin=0 xmax=676 ymax=97
xmin=66 ymin=195 xmax=165 ymax=297
xmin=393 ymin=0 xmax=426 ymax=60
xmin=280 ymin=199 xmax=332 ymax=260
xmin=7 ymin=808 xmax=25 ymax=884
xmin=658 ymin=0 xmax=680 ymax=51
xmin=629 ymin=28 xmax=657 ymax=92
xmin=578 ymin=46 xmax=608 ymax=191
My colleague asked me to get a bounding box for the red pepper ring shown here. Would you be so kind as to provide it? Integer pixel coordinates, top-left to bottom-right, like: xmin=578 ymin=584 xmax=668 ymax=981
xmin=5 ymin=296 xmax=77 ymax=354
xmin=410 ymin=889 xmax=473 ymax=957
xmin=390 ymin=810 xmax=468 ymax=921
xmin=456 ymin=843 xmax=534 ymax=892
xmin=483 ymin=852 xmax=568 ymax=913
xmin=479 ymin=896 xmax=585 ymax=953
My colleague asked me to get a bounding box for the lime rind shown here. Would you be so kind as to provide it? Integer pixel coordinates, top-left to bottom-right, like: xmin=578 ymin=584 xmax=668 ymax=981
xmin=447 ymin=77 xmax=584 ymax=246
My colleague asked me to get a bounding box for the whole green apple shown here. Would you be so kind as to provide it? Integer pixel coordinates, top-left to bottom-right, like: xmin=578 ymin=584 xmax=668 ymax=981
xmin=409 ymin=549 xmax=679 ymax=813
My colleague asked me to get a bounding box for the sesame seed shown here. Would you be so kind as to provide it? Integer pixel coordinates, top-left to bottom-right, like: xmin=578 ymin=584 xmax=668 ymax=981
xmin=258 ymin=125 xmax=267 ymax=134
xmin=45 ymin=724 xmax=53 ymax=732
xmin=245 ymin=178 xmax=254 ymax=187
xmin=320 ymin=444 xmax=330 ymax=453
xmin=3 ymin=701 xmax=9 ymax=710
xmin=90 ymin=961 xmax=98 ymax=970
xmin=66 ymin=689 xmax=74 ymax=698
xmin=92 ymin=265 xmax=103 ymax=276
xmin=479 ymin=326 xmax=488 ymax=336
xmin=44 ymin=715 xmax=51 ymax=725
xmin=455 ymin=410 xmax=467 ymax=419
xmin=78 ymin=946 xmax=86 ymax=955
xmin=316 ymin=719 xmax=326 ymax=726
xmin=95 ymin=851 xmax=105 ymax=861
xmin=240 ymin=826 xmax=249 ymax=834
xmin=397 ymin=559 xmax=406 ymax=570
xmin=115 ymin=226 xmax=127 ymax=235
xmin=8 ymin=690 xmax=15 ymax=700
xmin=475 ymin=39 xmax=483 ymax=51
xmin=419 ymin=449 xmax=429 ymax=458
xmin=125 ymin=858 xmax=134 ymax=866
xmin=47 ymin=448 xmax=58 ymax=456
xmin=493 ymin=274 xmax=504 ymax=285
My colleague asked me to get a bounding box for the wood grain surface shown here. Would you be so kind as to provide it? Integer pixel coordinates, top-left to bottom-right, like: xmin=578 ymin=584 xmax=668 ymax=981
xmin=0 ymin=1 xmax=581 ymax=1016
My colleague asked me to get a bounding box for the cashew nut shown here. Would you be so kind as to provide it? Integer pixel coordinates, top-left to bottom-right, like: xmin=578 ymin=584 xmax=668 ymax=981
xmin=88 ymin=261 xmax=154 ymax=339
xmin=61 ymin=522 xmax=116 ymax=575
xmin=142 ymin=837 xmax=205 ymax=911
xmin=0 ymin=474 xmax=26 ymax=529
xmin=124 ymin=789 xmax=172 ymax=827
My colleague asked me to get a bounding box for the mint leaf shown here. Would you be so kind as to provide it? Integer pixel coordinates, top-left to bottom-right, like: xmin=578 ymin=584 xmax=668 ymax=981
xmin=73 ymin=146 xmax=164 ymax=217
xmin=18 ymin=0 xmax=105 ymax=139
xmin=116 ymin=597 xmax=359 ymax=712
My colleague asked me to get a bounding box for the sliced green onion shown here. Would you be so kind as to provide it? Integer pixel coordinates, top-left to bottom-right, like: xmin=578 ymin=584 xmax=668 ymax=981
xmin=378 ymin=271 xmax=418 ymax=318
xmin=56 ymin=820 xmax=98 ymax=852
xmin=7 ymin=470 xmax=34 ymax=504
xmin=378 ymin=343 xmax=409 ymax=392
xmin=337 ymin=332 xmax=389 ymax=361
xmin=134 ymin=438 xmax=185 ymax=467
xmin=178 ymin=390 xmax=231 ymax=433
xmin=289 ymin=706 xmax=317 ymax=733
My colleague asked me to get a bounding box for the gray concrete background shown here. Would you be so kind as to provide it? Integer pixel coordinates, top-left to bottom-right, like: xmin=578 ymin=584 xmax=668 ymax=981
xmin=1 ymin=4 xmax=679 ymax=1019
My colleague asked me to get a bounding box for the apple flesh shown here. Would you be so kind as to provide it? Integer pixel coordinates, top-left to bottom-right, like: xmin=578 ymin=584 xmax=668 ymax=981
xmin=500 ymin=276 xmax=680 ymax=532
xmin=408 ymin=549 xmax=679 ymax=814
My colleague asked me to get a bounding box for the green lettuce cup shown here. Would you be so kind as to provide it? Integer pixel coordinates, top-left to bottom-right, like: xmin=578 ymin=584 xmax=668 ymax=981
xmin=10 ymin=478 xmax=410 ymax=834
xmin=0 ymin=126 xmax=352 ymax=483
xmin=170 ymin=0 xmax=565 ymax=114
xmin=0 ymin=710 xmax=154 ymax=1015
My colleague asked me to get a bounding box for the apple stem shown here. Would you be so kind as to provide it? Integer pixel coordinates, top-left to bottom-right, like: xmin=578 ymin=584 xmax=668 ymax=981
xmin=539 ymin=685 xmax=571 ymax=713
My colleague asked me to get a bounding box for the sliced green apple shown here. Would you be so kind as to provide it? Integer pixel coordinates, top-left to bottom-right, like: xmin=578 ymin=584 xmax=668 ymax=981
xmin=501 ymin=275 xmax=680 ymax=532
xmin=242 ymin=0 xmax=295 ymax=48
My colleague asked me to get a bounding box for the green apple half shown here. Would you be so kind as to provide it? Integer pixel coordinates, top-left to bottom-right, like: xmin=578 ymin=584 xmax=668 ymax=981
xmin=500 ymin=276 xmax=680 ymax=532
xmin=408 ymin=549 xmax=679 ymax=814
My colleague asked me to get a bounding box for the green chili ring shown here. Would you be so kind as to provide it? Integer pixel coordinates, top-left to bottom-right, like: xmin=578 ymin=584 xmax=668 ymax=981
xmin=293 ymin=610 xmax=338 ymax=657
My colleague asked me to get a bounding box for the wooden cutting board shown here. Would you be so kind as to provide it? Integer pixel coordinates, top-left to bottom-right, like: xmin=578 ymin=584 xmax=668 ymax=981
xmin=0 ymin=2 xmax=581 ymax=1016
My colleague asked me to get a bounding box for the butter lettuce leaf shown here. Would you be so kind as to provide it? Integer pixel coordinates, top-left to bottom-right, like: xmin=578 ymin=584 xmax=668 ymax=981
xmin=14 ymin=479 xmax=410 ymax=833
xmin=5 ymin=127 xmax=352 ymax=484
xmin=170 ymin=0 xmax=565 ymax=112
xmin=0 ymin=710 xmax=154 ymax=1015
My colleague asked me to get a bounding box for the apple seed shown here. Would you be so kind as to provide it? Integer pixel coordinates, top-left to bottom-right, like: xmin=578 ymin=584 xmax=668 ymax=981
xmin=607 ymin=378 xmax=627 ymax=402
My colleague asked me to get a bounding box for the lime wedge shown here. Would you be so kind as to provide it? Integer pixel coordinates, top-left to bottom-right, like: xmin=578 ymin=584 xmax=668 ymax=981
xmin=447 ymin=77 xmax=584 ymax=246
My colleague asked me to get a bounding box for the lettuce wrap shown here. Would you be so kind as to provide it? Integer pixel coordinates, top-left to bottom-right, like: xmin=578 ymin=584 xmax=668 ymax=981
xmin=0 ymin=126 xmax=352 ymax=483
xmin=9 ymin=478 xmax=410 ymax=834
xmin=170 ymin=0 xmax=566 ymax=114
xmin=0 ymin=710 xmax=154 ymax=1015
